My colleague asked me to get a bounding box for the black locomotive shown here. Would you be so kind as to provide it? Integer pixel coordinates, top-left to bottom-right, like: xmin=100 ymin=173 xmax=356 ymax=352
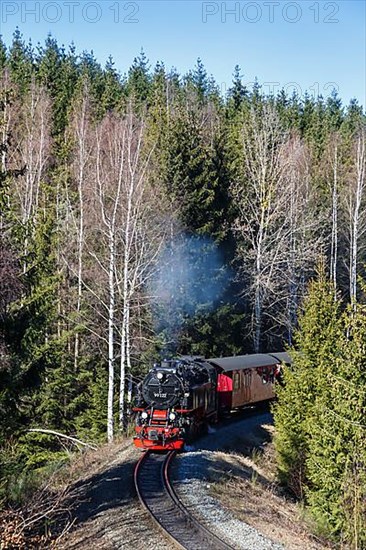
xmin=133 ymin=357 xmax=218 ymax=450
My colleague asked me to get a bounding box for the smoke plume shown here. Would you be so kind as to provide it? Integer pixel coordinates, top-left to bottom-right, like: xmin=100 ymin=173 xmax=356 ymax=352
xmin=149 ymin=235 xmax=230 ymax=348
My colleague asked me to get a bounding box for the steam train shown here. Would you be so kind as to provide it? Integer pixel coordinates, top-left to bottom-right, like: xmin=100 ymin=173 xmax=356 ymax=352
xmin=133 ymin=352 xmax=291 ymax=450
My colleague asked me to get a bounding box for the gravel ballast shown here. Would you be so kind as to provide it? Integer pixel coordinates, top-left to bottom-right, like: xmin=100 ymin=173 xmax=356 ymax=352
xmin=172 ymin=444 xmax=284 ymax=549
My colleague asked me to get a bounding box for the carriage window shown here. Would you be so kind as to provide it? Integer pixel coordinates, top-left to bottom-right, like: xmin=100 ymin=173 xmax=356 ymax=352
xmin=244 ymin=370 xmax=251 ymax=387
xmin=233 ymin=372 xmax=240 ymax=390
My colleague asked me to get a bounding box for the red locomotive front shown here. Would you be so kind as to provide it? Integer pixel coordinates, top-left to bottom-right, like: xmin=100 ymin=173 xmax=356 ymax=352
xmin=132 ymin=358 xmax=218 ymax=450
xmin=134 ymin=408 xmax=184 ymax=450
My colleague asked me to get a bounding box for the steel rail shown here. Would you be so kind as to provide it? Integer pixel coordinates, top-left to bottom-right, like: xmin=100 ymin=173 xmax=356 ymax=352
xmin=134 ymin=450 xmax=235 ymax=550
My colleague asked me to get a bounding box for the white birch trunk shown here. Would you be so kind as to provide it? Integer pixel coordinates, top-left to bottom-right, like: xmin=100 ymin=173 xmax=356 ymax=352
xmin=1 ymin=74 xmax=12 ymax=232
xmin=330 ymin=142 xmax=338 ymax=294
xmin=287 ymin=172 xmax=297 ymax=345
xmin=107 ymin=230 xmax=116 ymax=442
xmin=254 ymin=217 xmax=264 ymax=352
xmin=1 ymin=96 xmax=9 ymax=173
xmin=74 ymin=95 xmax=88 ymax=371
xmin=119 ymin=311 xmax=126 ymax=429
xmin=349 ymin=133 xmax=366 ymax=303
xmin=232 ymin=113 xmax=320 ymax=349
xmin=119 ymin=179 xmax=132 ymax=428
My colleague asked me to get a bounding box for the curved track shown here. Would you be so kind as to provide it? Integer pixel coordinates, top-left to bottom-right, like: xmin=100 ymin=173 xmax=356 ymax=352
xmin=134 ymin=450 xmax=234 ymax=550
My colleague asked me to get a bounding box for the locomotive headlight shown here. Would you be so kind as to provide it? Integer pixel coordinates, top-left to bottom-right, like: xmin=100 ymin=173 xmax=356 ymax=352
xmin=141 ymin=411 xmax=148 ymax=419
xmin=169 ymin=412 xmax=176 ymax=421
xmin=157 ymin=372 xmax=164 ymax=380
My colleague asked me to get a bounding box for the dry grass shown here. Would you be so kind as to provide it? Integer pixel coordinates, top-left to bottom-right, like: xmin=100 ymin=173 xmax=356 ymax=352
xmin=0 ymin=472 xmax=75 ymax=549
xmin=209 ymin=425 xmax=334 ymax=550
xmin=53 ymin=436 xmax=131 ymax=489
xmin=0 ymin=436 xmax=132 ymax=549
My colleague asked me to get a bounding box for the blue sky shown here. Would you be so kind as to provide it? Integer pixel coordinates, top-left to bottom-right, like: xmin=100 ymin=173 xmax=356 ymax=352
xmin=1 ymin=0 xmax=365 ymax=107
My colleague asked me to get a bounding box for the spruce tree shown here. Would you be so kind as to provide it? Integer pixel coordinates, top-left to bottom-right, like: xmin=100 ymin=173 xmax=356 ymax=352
xmin=0 ymin=36 xmax=7 ymax=72
xmin=227 ymin=65 xmax=248 ymax=113
xmin=8 ymin=29 xmax=34 ymax=95
xmin=100 ymin=56 xmax=125 ymax=115
xmin=274 ymin=263 xmax=342 ymax=498
xmin=325 ymin=89 xmax=344 ymax=131
xmin=306 ymin=300 xmax=366 ymax=544
xmin=37 ymin=36 xmax=81 ymax=138
xmin=127 ymin=49 xmax=151 ymax=107
xmin=165 ymin=109 xmax=222 ymax=236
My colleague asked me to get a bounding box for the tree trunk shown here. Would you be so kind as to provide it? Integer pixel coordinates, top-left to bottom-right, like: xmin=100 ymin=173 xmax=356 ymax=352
xmin=350 ymin=133 xmax=365 ymax=303
xmin=119 ymin=172 xmax=133 ymax=428
xmin=74 ymin=96 xmax=88 ymax=371
xmin=330 ymin=142 xmax=338 ymax=295
xmin=107 ymin=231 xmax=116 ymax=442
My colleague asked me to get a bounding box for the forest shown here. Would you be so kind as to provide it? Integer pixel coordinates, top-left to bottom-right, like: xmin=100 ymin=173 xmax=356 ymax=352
xmin=0 ymin=29 xmax=365 ymax=546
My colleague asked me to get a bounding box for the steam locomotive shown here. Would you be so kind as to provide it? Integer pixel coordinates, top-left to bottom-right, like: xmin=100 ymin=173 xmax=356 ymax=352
xmin=133 ymin=352 xmax=291 ymax=451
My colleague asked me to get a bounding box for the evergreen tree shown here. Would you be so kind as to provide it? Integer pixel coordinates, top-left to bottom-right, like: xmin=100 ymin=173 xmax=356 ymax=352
xmin=16 ymin=185 xmax=59 ymax=387
xmin=36 ymin=36 xmax=81 ymax=137
xmin=75 ymin=362 xmax=108 ymax=442
xmin=325 ymin=89 xmax=344 ymax=131
xmin=56 ymin=43 xmax=79 ymax=132
xmin=306 ymin=300 xmax=366 ymax=544
xmin=251 ymin=77 xmax=263 ymax=108
xmin=0 ymin=241 xmax=23 ymax=441
xmin=0 ymin=36 xmax=7 ymax=72
xmin=127 ymin=49 xmax=151 ymax=106
xmin=275 ymin=89 xmax=301 ymax=130
xmin=165 ymin=109 xmax=226 ymax=237
xmin=341 ymin=98 xmax=365 ymax=139
xmin=302 ymin=95 xmax=328 ymax=159
xmin=79 ymin=50 xmax=105 ymax=101
xmin=227 ymin=65 xmax=248 ymax=112
xmin=192 ymin=58 xmax=208 ymax=100
xmin=274 ymin=264 xmax=342 ymax=497
xmin=8 ymin=29 xmax=34 ymax=95
xmin=148 ymin=62 xmax=169 ymax=133
xmin=100 ymin=55 xmax=125 ymax=115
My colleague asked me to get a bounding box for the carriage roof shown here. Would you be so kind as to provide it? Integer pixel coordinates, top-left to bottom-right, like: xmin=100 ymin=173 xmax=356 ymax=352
xmin=208 ymin=352 xmax=291 ymax=372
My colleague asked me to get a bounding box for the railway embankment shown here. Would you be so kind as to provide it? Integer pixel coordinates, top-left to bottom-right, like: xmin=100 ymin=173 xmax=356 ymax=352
xmin=55 ymin=412 xmax=332 ymax=549
xmin=171 ymin=411 xmax=332 ymax=550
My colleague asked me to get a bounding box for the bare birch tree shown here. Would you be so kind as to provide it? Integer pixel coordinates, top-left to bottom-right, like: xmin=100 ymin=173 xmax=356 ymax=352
xmin=0 ymin=70 xmax=12 ymax=175
xmin=8 ymin=79 xmax=51 ymax=264
xmin=0 ymin=70 xmax=14 ymax=236
xmin=281 ymin=136 xmax=323 ymax=342
xmin=329 ymin=137 xmax=340 ymax=292
xmin=64 ymin=84 xmax=93 ymax=370
xmin=231 ymin=105 xmax=291 ymax=351
xmin=84 ymin=107 xmax=168 ymax=439
xmin=93 ymin=113 xmax=125 ymax=441
xmin=347 ymin=127 xmax=366 ymax=302
xmin=232 ymin=108 xmax=324 ymax=349
xmin=116 ymin=112 xmax=162 ymax=427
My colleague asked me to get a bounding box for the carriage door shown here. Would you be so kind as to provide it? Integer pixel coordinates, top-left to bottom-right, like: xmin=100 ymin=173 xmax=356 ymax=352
xmin=243 ymin=369 xmax=252 ymax=403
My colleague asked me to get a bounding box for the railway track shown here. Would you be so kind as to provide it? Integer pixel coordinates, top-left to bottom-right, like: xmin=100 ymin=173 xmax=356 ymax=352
xmin=134 ymin=450 xmax=235 ymax=550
